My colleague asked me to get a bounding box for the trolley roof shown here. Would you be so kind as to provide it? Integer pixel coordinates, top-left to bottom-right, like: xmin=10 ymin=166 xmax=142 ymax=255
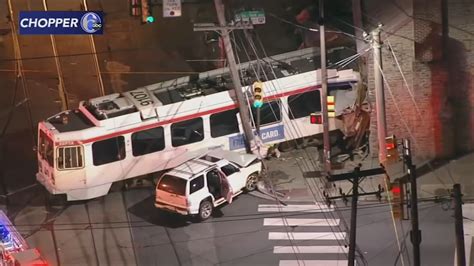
xmin=45 ymin=47 xmax=358 ymax=134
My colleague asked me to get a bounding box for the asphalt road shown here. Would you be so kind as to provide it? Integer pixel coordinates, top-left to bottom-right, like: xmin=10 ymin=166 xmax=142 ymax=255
xmin=5 ymin=183 xmax=455 ymax=266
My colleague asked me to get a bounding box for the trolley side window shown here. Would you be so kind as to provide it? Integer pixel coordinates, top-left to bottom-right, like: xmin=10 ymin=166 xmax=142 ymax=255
xmin=251 ymin=100 xmax=281 ymax=126
xmin=210 ymin=109 xmax=239 ymax=138
xmin=92 ymin=136 xmax=126 ymax=166
xmin=132 ymin=126 xmax=165 ymax=156
xmin=288 ymin=90 xmax=321 ymax=119
xmin=57 ymin=146 xmax=84 ymax=170
xmin=39 ymin=130 xmax=54 ymax=167
xmin=171 ymin=118 xmax=204 ymax=147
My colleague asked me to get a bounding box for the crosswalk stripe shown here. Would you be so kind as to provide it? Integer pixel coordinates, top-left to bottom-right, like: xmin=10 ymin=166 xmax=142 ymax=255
xmin=269 ymin=232 xmax=346 ymax=240
xmin=264 ymin=218 xmax=340 ymax=226
xmin=258 ymin=204 xmax=333 ymax=213
xmin=279 ymin=260 xmax=350 ymax=266
xmin=274 ymin=245 xmax=348 ymax=253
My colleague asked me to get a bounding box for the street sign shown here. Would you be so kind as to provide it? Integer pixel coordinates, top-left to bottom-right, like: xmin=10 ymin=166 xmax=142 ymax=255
xmin=234 ymin=10 xmax=265 ymax=25
xmin=163 ymin=0 xmax=182 ymax=17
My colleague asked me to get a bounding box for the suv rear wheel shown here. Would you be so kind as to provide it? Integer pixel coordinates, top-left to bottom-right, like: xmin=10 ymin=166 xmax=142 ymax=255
xmin=245 ymin=174 xmax=259 ymax=192
xmin=198 ymin=200 xmax=213 ymax=221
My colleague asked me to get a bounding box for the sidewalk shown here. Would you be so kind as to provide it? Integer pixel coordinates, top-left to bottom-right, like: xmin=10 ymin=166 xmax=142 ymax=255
xmin=250 ymin=146 xmax=474 ymax=203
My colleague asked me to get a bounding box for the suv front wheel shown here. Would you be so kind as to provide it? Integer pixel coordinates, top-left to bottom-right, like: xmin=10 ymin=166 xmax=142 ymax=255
xmin=245 ymin=173 xmax=259 ymax=192
xmin=198 ymin=200 xmax=213 ymax=221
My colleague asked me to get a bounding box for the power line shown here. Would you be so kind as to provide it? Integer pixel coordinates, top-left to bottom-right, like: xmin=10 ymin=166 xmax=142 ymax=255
xmin=387 ymin=0 xmax=474 ymax=37
xmin=267 ymin=12 xmax=368 ymax=43
xmin=249 ymin=30 xmax=358 ymax=262
xmin=375 ymin=58 xmax=456 ymax=189
xmin=0 ymin=69 xmax=201 ymax=75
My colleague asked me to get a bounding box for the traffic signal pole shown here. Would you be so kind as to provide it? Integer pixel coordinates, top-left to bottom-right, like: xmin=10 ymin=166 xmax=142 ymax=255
xmin=453 ymin=184 xmax=466 ymax=266
xmin=403 ymin=139 xmax=421 ymax=266
xmin=348 ymin=167 xmax=359 ymax=266
xmin=319 ymin=0 xmax=331 ymax=175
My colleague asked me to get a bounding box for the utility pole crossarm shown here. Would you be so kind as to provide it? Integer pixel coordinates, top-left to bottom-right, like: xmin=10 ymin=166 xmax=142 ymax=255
xmin=327 ymin=167 xmax=385 ymax=182
xmin=324 ymin=165 xmax=385 ymax=266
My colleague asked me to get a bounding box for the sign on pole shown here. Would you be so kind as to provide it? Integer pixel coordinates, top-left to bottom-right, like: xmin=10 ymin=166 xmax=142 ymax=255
xmin=163 ymin=0 xmax=182 ymax=17
xmin=234 ymin=10 xmax=265 ymax=25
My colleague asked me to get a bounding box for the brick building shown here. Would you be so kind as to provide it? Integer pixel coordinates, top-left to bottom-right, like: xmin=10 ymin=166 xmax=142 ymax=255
xmin=363 ymin=0 xmax=474 ymax=160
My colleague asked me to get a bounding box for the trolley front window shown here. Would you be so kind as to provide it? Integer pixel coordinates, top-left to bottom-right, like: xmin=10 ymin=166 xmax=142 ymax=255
xmin=57 ymin=146 xmax=84 ymax=170
xmin=39 ymin=130 xmax=54 ymax=167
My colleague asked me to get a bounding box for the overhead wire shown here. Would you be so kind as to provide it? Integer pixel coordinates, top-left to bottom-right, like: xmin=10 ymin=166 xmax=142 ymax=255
xmin=383 ymin=38 xmax=458 ymax=186
xmin=267 ymin=12 xmax=368 ymax=43
xmin=234 ymin=30 xmax=307 ymax=264
xmin=15 ymin=197 xmax=444 ymax=232
xmin=387 ymin=0 xmax=474 ymax=37
xmin=385 ymin=39 xmax=422 ymax=118
xmin=375 ymin=49 xmax=456 ymax=187
xmin=248 ymin=30 xmax=356 ymax=263
xmin=253 ymin=24 xmax=416 ymax=264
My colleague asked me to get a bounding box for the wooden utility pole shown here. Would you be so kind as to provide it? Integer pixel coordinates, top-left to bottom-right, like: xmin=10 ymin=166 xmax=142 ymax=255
xmin=403 ymin=139 xmax=421 ymax=266
xmin=453 ymin=184 xmax=466 ymax=266
xmin=372 ymin=25 xmax=387 ymax=163
xmin=193 ymin=0 xmax=255 ymax=152
xmin=319 ymin=0 xmax=331 ymax=175
xmin=326 ymin=165 xmax=386 ymax=266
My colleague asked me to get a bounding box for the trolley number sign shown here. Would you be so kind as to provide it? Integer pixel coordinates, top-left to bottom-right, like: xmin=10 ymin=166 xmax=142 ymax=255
xmin=163 ymin=0 xmax=182 ymax=17
xmin=124 ymin=89 xmax=155 ymax=107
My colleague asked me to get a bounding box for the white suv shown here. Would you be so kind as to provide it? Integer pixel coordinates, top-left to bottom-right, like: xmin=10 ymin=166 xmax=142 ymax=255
xmin=155 ymin=149 xmax=263 ymax=221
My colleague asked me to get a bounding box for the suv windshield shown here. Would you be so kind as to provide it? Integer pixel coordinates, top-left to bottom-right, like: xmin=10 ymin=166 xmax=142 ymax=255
xmin=158 ymin=175 xmax=186 ymax=196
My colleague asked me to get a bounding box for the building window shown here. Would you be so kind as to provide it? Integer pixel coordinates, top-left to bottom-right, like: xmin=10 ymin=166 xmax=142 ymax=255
xmin=132 ymin=127 xmax=165 ymax=156
xmin=92 ymin=136 xmax=125 ymax=166
xmin=57 ymin=146 xmax=84 ymax=170
xmin=210 ymin=109 xmax=240 ymax=138
xmin=171 ymin=118 xmax=204 ymax=147
xmin=251 ymin=100 xmax=281 ymax=126
xmin=288 ymin=90 xmax=321 ymax=119
xmin=189 ymin=175 xmax=204 ymax=194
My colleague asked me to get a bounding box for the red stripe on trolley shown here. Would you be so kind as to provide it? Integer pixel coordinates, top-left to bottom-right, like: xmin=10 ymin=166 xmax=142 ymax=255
xmin=55 ymin=84 xmax=332 ymax=146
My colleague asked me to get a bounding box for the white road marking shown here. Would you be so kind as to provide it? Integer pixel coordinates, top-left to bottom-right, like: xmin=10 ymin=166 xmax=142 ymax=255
xmin=264 ymin=218 xmax=340 ymax=226
xmin=269 ymin=232 xmax=346 ymax=240
xmin=274 ymin=245 xmax=348 ymax=253
xmin=279 ymin=260 xmax=350 ymax=266
xmin=258 ymin=204 xmax=333 ymax=213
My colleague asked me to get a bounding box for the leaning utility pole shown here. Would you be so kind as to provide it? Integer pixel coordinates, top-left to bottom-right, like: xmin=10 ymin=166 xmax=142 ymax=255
xmin=403 ymin=139 xmax=421 ymax=266
xmin=194 ymin=0 xmax=255 ymax=152
xmin=325 ymin=165 xmax=386 ymax=266
xmin=453 ymin=183 xmax=466 ymax=266
xmin=372 ymin=25 xmax=387 ymax=163
xmin=319 ymin=0 xmax=331 ymax=175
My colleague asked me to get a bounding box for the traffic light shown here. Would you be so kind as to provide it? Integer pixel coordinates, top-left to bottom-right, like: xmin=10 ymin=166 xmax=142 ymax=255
xmin=310 ymin=113 xmax=322 ymax=124
xmin=390 ymin=179 xmax=404 ymax=220
xmin=141 ymin=0 xmax=154 ymax=23
xmin=385 ymin=135 xmax=399 ymax=164
xmin=253 ymin=81 xmax=264 ymax=108
xmin=327 ymin=95 xmax=335 ymax=117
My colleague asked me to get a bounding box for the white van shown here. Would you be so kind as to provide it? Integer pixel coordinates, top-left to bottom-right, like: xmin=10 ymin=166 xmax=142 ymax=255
xmin=155 ymin=149 xmax=263 ymax=221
